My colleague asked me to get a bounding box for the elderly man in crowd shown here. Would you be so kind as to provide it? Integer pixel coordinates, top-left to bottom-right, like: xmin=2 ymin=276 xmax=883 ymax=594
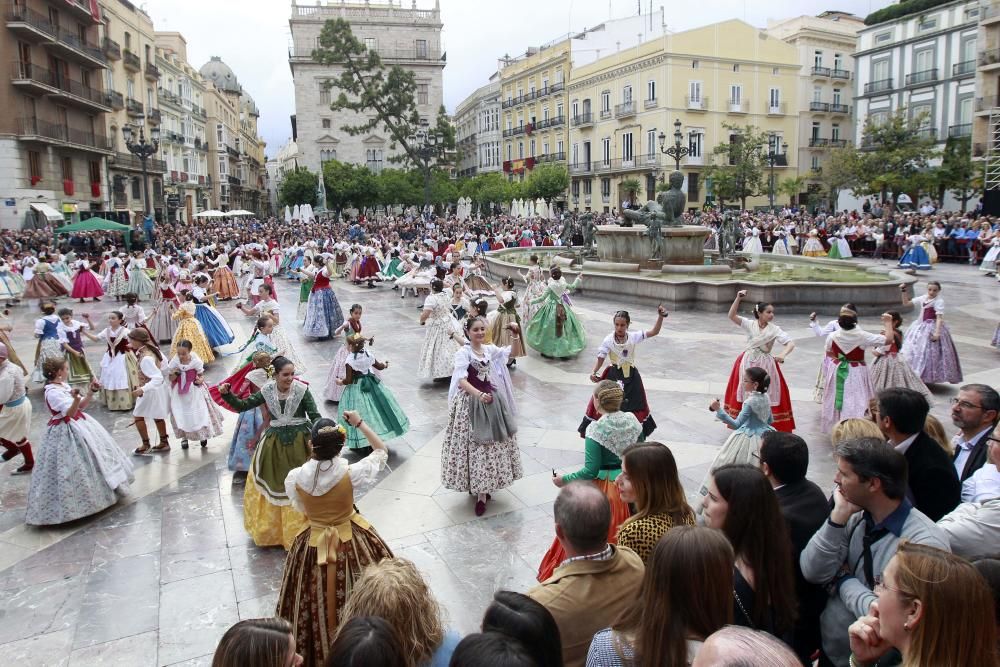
xmin=527 ymin=482 xmax=644 ymax=667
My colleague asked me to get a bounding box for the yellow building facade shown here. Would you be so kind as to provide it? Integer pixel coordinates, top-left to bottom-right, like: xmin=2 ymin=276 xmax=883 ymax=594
xmin=567 ymin=20 xmax=801 ymax=212
xmin=499 ymin=40 xmax=570 ymax=180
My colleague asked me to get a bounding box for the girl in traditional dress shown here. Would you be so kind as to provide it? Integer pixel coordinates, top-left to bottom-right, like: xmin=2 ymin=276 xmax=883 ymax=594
xmin=579 ymin=306 xmax=667 ymax=439
xmin=210 ymin=316 xmax=281 ymax=410
xmin=396 ymin=249 xmax=435 ymax=299
xmin=801 ymin=229 xmax=826 ymax=257
xmin=980 ymin=235 xmax=1000 ymax=276
xmin=323 ymin=304 xmax=377 ymax=403
xmin=448 ymin=283 xmax=470 ymax=327
xmin=872 ymin=311 xmax=932 ymax=401
xmin=488 ymin=277 xmax=525 ymax=367
xmin=277 ymin=413 xmax=392 ymax=665
xmin=525 ymin=267 xmax=586 ymax=359
xmin=827 ymin=230 xmax=853 ymax=259
xmin=49 ymin=252 xmax=74 ymax=293
xmin=227 ymin=352 xmax=271 ymax=479
xmin=0 ymin=258 xmax=24 ymax=306
xmin=302 ymin=259 xmax=345 ymax=340
xmin=96 ymin=310 xmax=138 ymax=411
xmin=71 ymin=257 xmax=104 ymax=302
xmin=104 ymin=254 xmax=129 ymax=300
xmin=464 ymin=255 xmax=494 ymax=299
xmin=701 ymin=367 xmax=774 ymax=501
xmin=57 ymin=308 xmax=98 ymax=387
xmin=441 ymin=316 xmax=522 ymax=516
xmin=32 ymin=301 xmax=65 ymax=383
xmin=25 ymin=358 xmax=134 ymax=525
xmin=336 ymin=334 xmax=409 ymax=456
xmin=294 ymin=256 xmax=313 ymax=320
xmin=23 ymin=258 xmax=68 ymax=300
xmin=820 ymin=309 xmax=892 ymax=433
xmin=0 ymin=310 xmax=27 ymax=375
xmin=901 ymin=281 xmax=963 ymax=384
xmin=519 ymin=254 xmax=546 ymax=323
xmin=722 ymin=290 xmax=796 ymax=432
xmin=417 ymin=279 xmax=461 ymax=380
xmin=236 ymin=284 xmax=300 ymax=367
xmin=219 ymin=356 xmax=317 ymax=549
xmin=355 ymin=248 xmax=379 ymax=288
xmin=210 ymin=249 xmax=240 ymax=300
xmin=121 ymin=292 xmax=153 ymax=342
xmin=742 ymin=227 xmax=764 ymax=254
xmin=898 ymin=232 xmax=932 ymax=270
xmin=166 ymin=339 xmax=224 ymax=451
xmin=170 ymin=295 xmax=215 ymax=363
xmin=378 ymin=249 xmax=407 ymax=283
xmin=771 ymin=228 xmax=790 ymax=255
xmin=807 ymin=303 xmax=857 ymax=403
xmin=540 ymin=380 xmax=641 ymax=581
xmin=126 ymin=252 xmax=154 ymax=301
xmin=128 ymin=328 xmax=171 ymax=454
xmin=148 ymin=274 xmax=179 ymax=344
xmin=190 ymin=277 xmax=235 ymax=349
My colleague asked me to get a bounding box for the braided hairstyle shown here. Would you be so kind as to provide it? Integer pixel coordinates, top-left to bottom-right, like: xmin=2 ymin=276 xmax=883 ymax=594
xmin=593 ymin=379 xmax=624 ymax=413
xmin=42 ymin=357 xmax=66 ymax=383
xmin=310 ymin=417 xmax=347 ymax=460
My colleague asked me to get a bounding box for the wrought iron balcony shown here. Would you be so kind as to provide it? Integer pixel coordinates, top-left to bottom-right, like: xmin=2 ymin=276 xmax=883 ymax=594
xmin=905 ymin=69 xmax=938 ymax=86
xmin=614 ymin=101 xmax=636 ymax=118
xmin=144 ymin=62 xmax=160 ymax=80
xmin=953 ymin=60 xmax=975 ymax=77
xmin=10 ymin=61 xmax=111 ymax=112
xmin=126 ymin=98 xmax=144 ymax=116
xmin=102 ymin=37 xmax=121 ymax=60
xmin=830 ymin=103 xmax=850 ymax=115
xmin=811 ymin=66 xmax=831 ymax=77
xmin=864 ymin=78 xmax=893 ymax=94
xmin=809 ymin=101 xmax=830 ymax=112
xmin=686 ymin=96 xmax=708 ymax=111
xmin=123 ymin=49 xmax=141 ymax=71
xmin=148 ymin=108 xmax=161 ymax=124
xmin=948 ymin=124 xmax=972 ymax=138
xmin=572 ymin=112 xmax=593 ymax=127
xmin=17 ymin=117 xmax=111 ymax=153
xmin=831 ymin=68 xmax=851 ymax=80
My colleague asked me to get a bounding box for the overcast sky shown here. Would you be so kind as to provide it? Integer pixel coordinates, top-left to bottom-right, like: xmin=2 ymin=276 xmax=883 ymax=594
xmin=139 ymin=0 xmax=894 ymax=159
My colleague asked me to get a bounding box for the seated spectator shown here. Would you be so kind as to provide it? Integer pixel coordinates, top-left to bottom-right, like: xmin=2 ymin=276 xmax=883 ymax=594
xmin=847 ymin=542 xmax=999 ymax=667
xmin=832 ymin=417 xmax=885 ymax=445
xmin=449 ymin=632 xmax=536 ymax=667
xmin=481 ymin=591 xmax=562 ymax=667
xmin=800 ymin=437 xmax=949 ymax=665
xmin=938 ymin=422 xmax=1000 ymax=559
xmin=702 ymin=464 xmax=797 ymax=643
xmin=212 ymin=618 xmax=303 ymax=667
xmin=528 ymin=482 xmax=644 ymax=667
xmin=587 ymin=525 xmax=734 ymax=666
xmin=760 ymin=431 xmax=830 ymax=664
xmin=877 ymin=388 xmax=961 ymax=521
xmin=338 ymin=558 xmax=460 ymax=667
xmin=326 ymin=616 xmax=406 ymax=667
xmin=614 ymin=442 xmax=695 ymax=564
xmin=950 ymin=383 xmax=1000 ymax=487
xmin=691 ymin=625 xmax=800 ymax=667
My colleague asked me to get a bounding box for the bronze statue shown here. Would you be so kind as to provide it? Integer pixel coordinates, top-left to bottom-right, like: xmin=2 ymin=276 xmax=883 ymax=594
xmin=622 ymin=201 xmax=666 ymax=260
xmin=580 ymin=213 xmax=596 ymax=252
xmin=655 ymin=170 xmax=686 ymax=228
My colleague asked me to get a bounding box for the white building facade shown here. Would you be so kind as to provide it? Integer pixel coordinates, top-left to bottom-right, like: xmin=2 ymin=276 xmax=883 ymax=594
xmin=453 ymin=79 xmax=501 ymax=178
xmin=288 ymin=0 xmax=445 ymax=175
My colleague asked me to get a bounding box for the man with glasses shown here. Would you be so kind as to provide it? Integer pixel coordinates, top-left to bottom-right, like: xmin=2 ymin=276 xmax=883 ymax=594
xmin=950 ymin=384 xmax=1000 ymax=493
xmin=876 ymin=388 xmax=960 ymax=521
xmin=939 ymin=422 xmax=1000 ymax=559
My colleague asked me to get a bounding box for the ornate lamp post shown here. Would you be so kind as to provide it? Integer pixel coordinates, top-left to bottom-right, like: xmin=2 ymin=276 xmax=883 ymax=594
xmin=657 ymin=118 xmax=690 ymax=171
xmin=767 ymin=133 xmax=789 ymax=210
xmin=122 ymin=121 xmax=160 ymax=218
xmin=411 ymin=118 xmax=440 ymax=217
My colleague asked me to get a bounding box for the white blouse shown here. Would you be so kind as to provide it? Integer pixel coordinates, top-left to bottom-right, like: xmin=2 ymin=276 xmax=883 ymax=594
xmin=283 ymin=450 xmax=388 ymax=514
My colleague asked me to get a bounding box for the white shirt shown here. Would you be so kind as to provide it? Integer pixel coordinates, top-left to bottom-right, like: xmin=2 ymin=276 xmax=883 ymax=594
xmin=953 ymin=427 xmax=992 ymax=480
xmin=893 ymin=433 xmax=919 ymax=455
xmin=962 ymin=463 xmax=1000 ymax=503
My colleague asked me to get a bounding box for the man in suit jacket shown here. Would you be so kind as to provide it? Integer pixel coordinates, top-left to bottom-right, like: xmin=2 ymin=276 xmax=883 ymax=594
xmin=950 ymin=384 xmax=1000 ymax=489
xmin=760 ymin=432 xmax=829 ymax=665
xmin=877 ymin=388 xmax=961 ymax=521
xmin=527 ymin=483 xmax=644 ymax=667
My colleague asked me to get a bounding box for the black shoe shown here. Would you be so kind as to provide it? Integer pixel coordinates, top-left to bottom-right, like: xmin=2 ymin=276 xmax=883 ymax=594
xmin=181 ymin=439 xmax=189 ymax=450
xmin=200 ymin=440 xmax=208 ymax=448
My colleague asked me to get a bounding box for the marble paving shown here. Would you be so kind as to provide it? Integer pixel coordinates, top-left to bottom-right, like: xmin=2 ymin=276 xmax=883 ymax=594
xmin=0 ymin=257 xmax=997 ymax=665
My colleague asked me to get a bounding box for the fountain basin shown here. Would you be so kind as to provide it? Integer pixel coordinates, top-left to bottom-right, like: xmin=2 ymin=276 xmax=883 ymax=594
xmin=596 ymin=224 xmax=710 ymax=267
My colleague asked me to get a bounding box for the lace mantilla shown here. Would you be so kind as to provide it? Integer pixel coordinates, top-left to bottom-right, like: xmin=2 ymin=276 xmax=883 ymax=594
xmin=585 ymin=411 xmax=642 ymax=457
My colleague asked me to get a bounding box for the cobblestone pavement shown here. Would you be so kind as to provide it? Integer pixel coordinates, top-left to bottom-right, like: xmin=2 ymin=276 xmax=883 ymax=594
xmin=0 ymin=257 xmax=996 ymax=665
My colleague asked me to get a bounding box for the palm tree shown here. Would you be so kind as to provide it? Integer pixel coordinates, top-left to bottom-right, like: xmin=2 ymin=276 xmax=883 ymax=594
xmin=777 ymin=176 xmax=808 ymax=207
xmin=620 ymin=178 xmax=642 ymax=208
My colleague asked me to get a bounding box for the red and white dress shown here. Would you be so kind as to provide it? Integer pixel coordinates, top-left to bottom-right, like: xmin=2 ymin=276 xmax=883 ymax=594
xmin=723 ymin=316 xmax=796 ymax=432
xmin=71 ymin=260 xmax=105 ymax=300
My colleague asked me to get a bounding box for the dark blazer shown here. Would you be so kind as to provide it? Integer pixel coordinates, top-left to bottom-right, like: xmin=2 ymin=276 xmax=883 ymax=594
xmin=954 ymin=429 xmax=992 ymax=482
xmin=904 ymin=432 xmax=961 ymax=522
xmin=775 ymin=479 xmax=829 ymax=665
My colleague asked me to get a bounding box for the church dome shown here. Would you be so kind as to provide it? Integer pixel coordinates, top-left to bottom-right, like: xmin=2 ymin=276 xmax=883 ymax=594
xmin=240 ymin=90 xmax=260 ymax=118
xmin=199 ymin=56 xmax=241 ymax=93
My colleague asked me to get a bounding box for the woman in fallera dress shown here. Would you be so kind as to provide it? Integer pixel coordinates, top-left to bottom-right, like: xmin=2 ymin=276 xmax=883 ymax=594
xmin=210 ymin=316 xmax=281 ymax=410
xmin=25 ymin=358 xmax=134 ymax=526
xmin=121 ymin=292 xmax=153 ymax=342
xmin=226 ymin=352 xmax=271 ymax=480
xmin=872 ymin=311 xmax=932 ymax=401
xmin=23 ymin=258 xmax=67 ymax=300
xmin=538 ymin=380 xmax=641 ymax=581
xmin=32 ymin=301 xmax=65 ymax=383
xmin=219 ymin=356 xmax=316 ymax=549
xmin=126 ymin=252 xmax=154 ymax=301
xmin=210 ymin=249 xmax=240 ymax=301
xmin=128 ymin=328 xmax=171 ymax=455
xmin=276 ymin=413 xmax=393 ymax=666
xmin=323 ymin=304 xmax=378 ymax=403
xmin=170 ymin=294 xmax=214 ymax=363
xmin=488 ymin=277 xmax=525 ymax=367
xmin=165 ymin=339 xmax=224 ymax=451
xmin=190 ymin=277 xmax=235 ymax=349
xmin=302 ymin=259 xmax=345 ymax=340
xmin=441 ymin=316 xmax=522 ymax=516
xmin=336 ymin=334 xmax=409 ymax=456
xmin=97 ymin=310 xmax=139 ymax=411
xmin=236 ymin=284 xmax=300 ymax=368
xmin=901 ymin=281 xmax=963 ymax=384
xmin=519 ymin=254 xmax=546 ymax=324
xmin=722 ymin=290 xmax=796 ymax=432
xmin=71 ymin=257 xmax=104 ymax=302
xmin=417 ymin=278 xmax=460 ymax=380
xmin=148 ymin=275 xmax=179 ymax=344
xmin=579 ymin=305 xmax=666 ymax=439
xmin=819 ymin=309 xmax=892 ymax=433
xmin=525 ymin=266 xmax=586 ymax=359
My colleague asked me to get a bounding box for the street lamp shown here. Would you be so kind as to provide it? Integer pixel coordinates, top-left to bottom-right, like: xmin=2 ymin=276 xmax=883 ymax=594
xmin=122 ymin=120 xmax=160 ymax=218
xmin=657 ymin=118 xmax=690 ymax=171
xmin=767 ymin=133 xmax=789 ymax=210
xmin=411 ymin=118 xmax=440 ymax=217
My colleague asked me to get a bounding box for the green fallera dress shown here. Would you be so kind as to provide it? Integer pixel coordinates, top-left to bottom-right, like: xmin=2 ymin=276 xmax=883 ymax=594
xmin=336 ymin=350 xmax=410 ymax=450
xmin=379 ymin=257 xmax=407 ymax=279
xmin=525 ymin=276 xmax=586 ymax=358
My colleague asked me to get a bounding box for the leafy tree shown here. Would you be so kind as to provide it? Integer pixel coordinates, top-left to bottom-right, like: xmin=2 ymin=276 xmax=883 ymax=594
xmin=933 ymin=136 xmax=979 ymax=212
xmin=777 ymin=175 xmax=808 ymax=206
xmin=821 ymin=146 xmax=865 ymax=206
xmin=525 ymin=164 xmax=570 ymax=202
xmin=312 ymin=19 xmax=455 ymax=208
xmin=377 ymin=168 xmax=421 ymax=207
xmin=703 ymin=123 xmax=771 ymax=210
xmin=278 ymin=167 xmax=318 ymax=207
xmin=620 ymin=177 xmax=642 ymax=206
xmin=851 ymin=108 xmax=938 ymax=206
xmin=429 ymin=170 xmax=458 ymax=206
xmin=321 ymin=160 xmax=378 ymax=217
xmin=472 ymin=173 xmax=511 ymax=212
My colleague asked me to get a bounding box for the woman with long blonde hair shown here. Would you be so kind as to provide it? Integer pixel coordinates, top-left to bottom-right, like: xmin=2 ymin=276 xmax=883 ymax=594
xmin=848 ymin=541 xmax=999 ymax=667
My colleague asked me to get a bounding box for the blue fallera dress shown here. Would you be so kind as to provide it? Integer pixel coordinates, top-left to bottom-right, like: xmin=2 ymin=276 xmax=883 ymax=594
xmin=193 ymin=301 xmax=235 ymax=348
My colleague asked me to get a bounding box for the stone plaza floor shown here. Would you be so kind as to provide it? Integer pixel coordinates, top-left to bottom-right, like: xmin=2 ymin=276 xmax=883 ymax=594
xmin=0 ymin=257 xmax=997 ymax=665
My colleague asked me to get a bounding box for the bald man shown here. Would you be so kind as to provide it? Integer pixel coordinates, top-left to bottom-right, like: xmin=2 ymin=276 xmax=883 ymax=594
xmin=0 ymin=343 xmax=33 ymax=473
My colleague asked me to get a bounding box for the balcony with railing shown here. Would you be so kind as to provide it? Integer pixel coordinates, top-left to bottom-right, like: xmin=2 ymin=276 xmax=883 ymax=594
xmin=227 ymin=175 xmax=242 ymax=187
xmin=108 ymin=90 xmax=124 ymax=110
xmin=45 ymin=25 xmax=106 ymax=68
xmin=614 ymin=101 xmax=636 ymax=118
xmin=953 ymin=59 xmax=975 ymax=77
xmin=6 ymin=4 xmax=57 ymax=42
xmin=288 ymin=44 xmax=442 ymax=63
xmin=535 ymin=151 xmax=566 ymax=164
xmin=727 ymin=99 xmax=748 ymax=114
xmin=948 ymin=123 xmax=972 ymax=138
xmin=126 ymin=98 xmax=143 ymax=116
xmin=568 ymin=161 xmax=593 ymax=175
xmin=981 ymin=48 xmax=1000 ymax=68
xmin=533 ymin=116 xmax=565 ymax=131
xmin=830 ymin=103 xmax=850 ymax=115
xmin=831 ymin=68 xmax=851 ymax=80
xmin=905 ymin=69 xmax=938 ymax=86
xmin=809 ymin=137 xmax=848 ymax=149
xmin=809 ymin=101 xmax=830 ymax=113
xmin=915 ymin=127 xmax=938 ymax=141
xmin=123 ymin=49 xmax=141 ymax=71
xmin=102 ymin=37 xmax=120 ymax=60
xmin=864 ymin=78 xmax=893 ymax=94
xmin=10 ymin=61 xmax=111 ymax=112
xmin=148 ymin=108 xmax=161 ymax=124
xmin=110 ymin=152 xmax=166 ymax=173
xmin=502 ymin=126 xmax=525 ymax=138
xmin=17 ymin=117 xmax=111 ymax=153
xmin=686 ymin=96 xmax=707 ymax=111
xmin=599 ymin=107 xmax=612 ymax=120
xmin=644 ymin=97 xmax=657 ymax=110
xmin=64 ymin=0 xmax=99 ymax=22
xmin=571 ymin=112 xmax=593 ymax=127
xmin=811 ymin=66 xmax=831 ymax=78
xmin=144 ymin=62 xmax=160 ymax=80
xmin=767 ymin=102 xmax=786 ymax=115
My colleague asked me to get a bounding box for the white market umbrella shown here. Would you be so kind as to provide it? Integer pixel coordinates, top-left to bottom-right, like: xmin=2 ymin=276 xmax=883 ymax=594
xmin=195 ymin=209 xmax=222 ymax=218
xmin=292 ymin=205 xmax=301 ymax=220
xmin=548 ymin=202 xmax=557 ymax=219
xmin=284 ymin=205 xmax=292 ymax=223
xmin=229 ymin=210 xmax=253 ymax=216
